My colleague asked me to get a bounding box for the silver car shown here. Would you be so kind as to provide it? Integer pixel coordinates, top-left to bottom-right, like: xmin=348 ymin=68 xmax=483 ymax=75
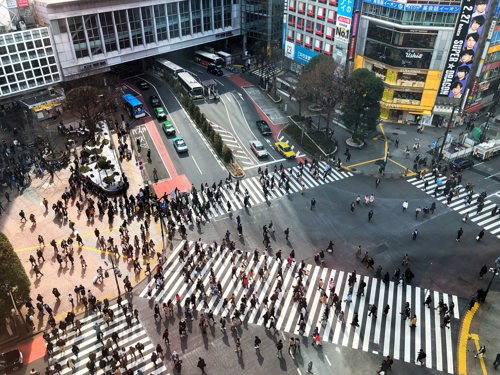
xmin=250 ymin=140 xmax=268 ymax=158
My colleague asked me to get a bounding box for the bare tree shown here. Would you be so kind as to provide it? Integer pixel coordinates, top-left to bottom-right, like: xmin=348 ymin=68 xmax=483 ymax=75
xmin=63 ymin=73 xmax=120 ymax=140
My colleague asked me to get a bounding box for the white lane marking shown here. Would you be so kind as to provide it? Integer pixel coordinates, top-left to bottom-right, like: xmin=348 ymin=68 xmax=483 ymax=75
xmin=191 ymin=156 xmax=203 ymax=175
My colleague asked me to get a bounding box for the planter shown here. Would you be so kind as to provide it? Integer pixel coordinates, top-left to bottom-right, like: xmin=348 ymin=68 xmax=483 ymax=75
xmin=346 ymin=137 xmax=366 ymax=149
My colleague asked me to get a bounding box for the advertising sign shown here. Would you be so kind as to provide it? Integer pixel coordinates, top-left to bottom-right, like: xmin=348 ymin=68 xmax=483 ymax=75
xmin=362 ymin=0 xmax=461 ymax=13
xmin=5 ymin=0 xmax=17 ymax=8
xmin=438 ymin=0 xmax=491 ymax=98
xmin=336 ymin=16 xmax=352 ymax=43
xmin=285 ymin=41 xmax=295 ymax=60
xmin=17 ymin=0 xmax=29 ymax=7
xmin=338 ymin=0 xmax=355 ymax=18
xmin=294 ymin=44 xmax=318 ymax=65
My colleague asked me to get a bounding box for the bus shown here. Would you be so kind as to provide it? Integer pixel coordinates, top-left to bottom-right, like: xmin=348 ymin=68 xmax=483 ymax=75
xmin=194 ymin=51 xmax=224 ymax=68
xmin=155 ymin=58 xmax=185 ymax=78
xmin=177 ymin=72 xmax=204 ymax=99
xmin=122 ymin=93 xmax=146 ymax=119
xmin=216 ymin=51 xmax=232 ymax=65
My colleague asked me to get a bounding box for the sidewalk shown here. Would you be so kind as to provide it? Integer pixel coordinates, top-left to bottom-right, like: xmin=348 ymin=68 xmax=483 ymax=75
xmin=238 ymin=70 xmax=497 ymax=178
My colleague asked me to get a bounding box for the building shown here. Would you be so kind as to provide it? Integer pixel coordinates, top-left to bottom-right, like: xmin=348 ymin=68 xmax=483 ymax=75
xmin=33 ymin=0 xmax=241 ymax=79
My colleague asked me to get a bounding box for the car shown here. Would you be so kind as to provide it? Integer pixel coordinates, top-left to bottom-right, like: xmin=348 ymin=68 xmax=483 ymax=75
xmin=173 ymin=137 xmax=188 ymax=153
xmin=256 ymin=120 xmax=272 ymax=135
xmin=0 ymin=349 xmax=23 ymax=372
xmin=450 ymin=158 xmax=474 ymax=171
xmin=137 ymin=80 xmax=150 ymax=90
xmin=161 ymin=120 xmax=176 ymax=136
xmin=207 ymin=63 xmax=223 ymax=76
xmin=275 ymin=141 xmax=296 ymax=159
xmin=149 ymin=95 xmax=161 ymax=107
xmin=250 ymin=140 xmax=268 ymax=158
xmin=154 ymin=107 xmax=167 ymax=120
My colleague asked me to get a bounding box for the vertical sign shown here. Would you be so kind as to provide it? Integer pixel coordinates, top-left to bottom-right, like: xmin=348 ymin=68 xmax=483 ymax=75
xmin=438 ymin=0 xmax=491 ymax=98
xmin=335 ymin=0 xmax=355 ymax=64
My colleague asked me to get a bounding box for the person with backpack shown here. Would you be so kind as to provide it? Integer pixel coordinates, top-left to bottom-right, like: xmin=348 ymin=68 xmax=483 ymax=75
xmin=416 ymin=349 xmax=426 ymax=365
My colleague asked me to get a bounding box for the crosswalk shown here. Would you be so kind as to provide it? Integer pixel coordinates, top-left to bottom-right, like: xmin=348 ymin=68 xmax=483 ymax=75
xmin=407 ymin=173 xmax=500 ymax=238
xmin=252 ymin=66 xmax=282 ymax=78
xmin=51 ymin=303 xmax=167 ymax=375
xmin=210 ymin=121 xmax=254 ymax=167
xmin=185 ymin=161 xmax=352 ymax=221
xmin=140 ymin=240 xmax=459 ymax=373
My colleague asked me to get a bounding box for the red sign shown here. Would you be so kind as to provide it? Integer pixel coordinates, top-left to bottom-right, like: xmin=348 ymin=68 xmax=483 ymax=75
xmin=17 ymin=0 xmax=29 ymax=7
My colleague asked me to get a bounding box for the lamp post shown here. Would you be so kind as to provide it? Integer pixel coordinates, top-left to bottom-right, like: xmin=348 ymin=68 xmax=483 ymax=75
xmin=479 ymin=112 xmax=495 ymax=142
xmin=437 ymin=105 xmax=457 ymax=162
xmin=104 ymin=257 xmax=122 ymax=297
xmin=483 ymin=256 xmax=500 ymax=302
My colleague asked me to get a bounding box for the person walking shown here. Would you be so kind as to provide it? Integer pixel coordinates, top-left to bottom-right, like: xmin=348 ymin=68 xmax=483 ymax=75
xmin=276 ymin=340 xmax=283 ymax=358
xmin=254 ymin=336 xmax=261 ymax=350
xmin=476 ymin=229 xmax=485 ymax=241
xmin=402 ymin=200 xmax=408 ymax=212
xmin=310 ymin=198 xmax=316 ymax=210
xmin=474 ymin=345 xmax=486 ymax=358
xmin=284 ymin=227 xmax=289 ymax=241
xmin=415 ymin=207 xmax=421 ymax=219
xmin=493 ymin=353 xmax=500 ymax=369
xmin=424 ymin=295 xmax=432 ymax=308
xmin=456 ymin=227 xmax=464 ymax=242
xmin=234 ymin=337 xmax=242 ymax=355
xmin=375 ymin=177 xmax=380 ymax=188
xmin=368 ymin=210 xmax=374 ymax=222
xmin=351 ymin=313 xmax=360 ymax=328
xmin=19 ymin=210 xmax=27 ymax=222
xmin=412 ymin=229 xmax=419 ymax=240
xmin=197 ymin=357 xmax=206 ymax=373
xmin=479 ymin=265 xmax=488 ymax=279
xmin=416 ymin=349 xmax=426 ymax=366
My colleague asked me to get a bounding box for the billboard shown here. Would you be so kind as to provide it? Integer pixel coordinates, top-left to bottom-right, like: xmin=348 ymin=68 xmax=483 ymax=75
xmin=438 ymin=0 xmax=491 ymax=98
xmin=17 ymin=0 xmax=29 ymax=7
xmin=362 ymin=0 xmax=461 ymax=13
xmin=294 ymin=44 xmax=318 ymax=65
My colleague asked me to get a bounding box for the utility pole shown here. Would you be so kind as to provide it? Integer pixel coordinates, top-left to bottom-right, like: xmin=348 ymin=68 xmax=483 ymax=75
xmin=437 ymin=106 xmax=457 ymax=162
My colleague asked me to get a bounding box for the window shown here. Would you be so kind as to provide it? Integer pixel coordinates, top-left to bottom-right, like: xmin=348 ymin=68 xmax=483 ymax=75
xmin=288 ymin=15 xmax=295 ymax=26
xmin=306 ymin=20 xmax=313 ymax=32
xmin=305 ymin=35 xmax=312 ymax=47
xmin=99 ymin=12 xmax=117 ymax=52
xmin=179 ymin=1 xmax=191 ymax=37
xmin=214 ymin=0 xmax=222 ymax=29
xmin=326 ymin=26 xmax=334 ymax=39
xmin=289 ymin=0 xmax=296 ymax=10
xmin=167 ymin=3 xmax=179 ymax=38
xmin=192 ymin=0 xmax=202 ymax=34
xmin=317 ymin=7 xmax=325 ymax=19
xmin=324 ymin=43 xmax=332 ymax=55
xmin=297 ymin=18 xmax=304 ymax=29
xmin=67 ymin=16 xmax=89 ymax=58
xmin=287 ymin=29 xmax=294 ymax=40
xmin=128 ymin=9 xmax=143 ymax=47
xmin=58 ymin=19 xmax=67 ymax=33
xmin=114 ymin=10 xmax=131 ymax=49
xmin=307 ymin=4 xmax=315 ymax=16
xmin=202 ymin=0 xmax=212 ymax=31
xmin=315 ymin=23 xmax=323 ymax=36
xmin=223 ymin=0 xmax=231 ymax=28
xmin=327 ymin=10 xmax=335 ymax=22
xmin=314 ymin=39 xmax=322 ymax=51
xmin=84 ymin=15 xmax=103 ymax=56
xmin=296 ymin=32 xmax=303 ymax=44
xmin=298 ymin=1 xmax=305 ymax=13
xmin=155 ymin=4 xmax=169 ymax=41
xmin=141 ymin=7 xmax=154 ymax=44
xmin=329 ymin=0 xmax=337 ymax=5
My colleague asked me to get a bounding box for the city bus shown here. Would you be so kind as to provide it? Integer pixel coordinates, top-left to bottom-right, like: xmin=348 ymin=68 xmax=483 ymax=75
xmin=122 ymin=93 xmax=146 ymax=119
xmin=216 ymin=51 xmax=232 ymax=65
xmin=155 ymin=58 xmax=185 ymax=78
xmin=177 ymin=72 xmax=204 ymax=100
xmin=194 ymin=51 xmax=224 ymax=68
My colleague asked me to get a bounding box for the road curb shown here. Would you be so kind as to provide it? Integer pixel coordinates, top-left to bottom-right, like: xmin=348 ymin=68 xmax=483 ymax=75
xmin=457 ymin=302 xmax=479 ymax=375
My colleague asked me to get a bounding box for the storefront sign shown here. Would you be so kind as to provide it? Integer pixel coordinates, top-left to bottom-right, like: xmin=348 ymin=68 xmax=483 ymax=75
xmin=294 ymin=44 xmax=318 ymax=65
xmin=17 ymin=0 xmax=29 ymax=7
xmin=438 ymin=0 xmax=491 ymax=98
xmin=405 ymin=50 xmax=424 ymax=59
xmin=31 ymin=100 xmax=61 ymax=112
xmin=362 ymin=0 xmax=461 ymax=13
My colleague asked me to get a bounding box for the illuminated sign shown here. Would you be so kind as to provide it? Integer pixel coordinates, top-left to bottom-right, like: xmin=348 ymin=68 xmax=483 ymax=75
xmin=338 ymin=0 xmax=355 ymax=17
xmin=17 ymin=0 xmax=29 ymax=7
xmin=336 ymin=16 xmax=352 ymax=43
xmin=362 ymin=0 xmax=461 ymax=13
xmin=438 ymin=0 xmax=491 ymax=98
xmin=294 ymin=44 xmax=318 ymax=65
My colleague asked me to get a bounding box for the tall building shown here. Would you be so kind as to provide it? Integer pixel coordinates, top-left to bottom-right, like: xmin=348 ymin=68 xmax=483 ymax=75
xmin=33 ymin=0 xmax=241 ymax=79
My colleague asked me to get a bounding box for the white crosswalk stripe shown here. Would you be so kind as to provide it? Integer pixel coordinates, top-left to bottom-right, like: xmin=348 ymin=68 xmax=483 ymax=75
xmin=50 ymin=303 xmax=167 ymax=375
xmin=407 ymin=173 xmax=500 ymax=238
xmin=180 ymin=162 xmax=353 ymax=222
xmin=252 ymin=66 xmax=282 ymax=78
xmin=140 ymin=240 xmax=459 ymax=373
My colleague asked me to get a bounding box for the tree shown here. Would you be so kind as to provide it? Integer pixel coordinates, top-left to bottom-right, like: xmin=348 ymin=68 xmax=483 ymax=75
xmin=0 ymin=233 xmax=30 ymax=322
xmin=63 ymin=73 xmax=120 ymax=140
xmin=341 ymin=68 xmax=384 ymax=143
xmin=303 ymin=54 xmax=330 ymax=72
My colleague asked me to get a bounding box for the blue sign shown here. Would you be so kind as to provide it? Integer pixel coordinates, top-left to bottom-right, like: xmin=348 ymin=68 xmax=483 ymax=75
xmin=362 ymin=0 xmax=461 ymax=13
xmin=431 ymin=140 xmax=438 ymax=147
xmin=294 ymin=45 xmax=318 ymax=65
xmin=338 ymin=0 xmax=355 ymax=18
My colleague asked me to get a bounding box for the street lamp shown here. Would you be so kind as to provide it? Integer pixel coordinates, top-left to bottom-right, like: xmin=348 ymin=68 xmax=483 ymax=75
xmin=104 ymin=257 xmax=122 ymax=297
xmin=437 ymin=105 xmax=458 ymax=162
xmin=483 ymin=256 xmax=500 ymax=302
xmin=479 ymin=112 xmax=495 ymax=142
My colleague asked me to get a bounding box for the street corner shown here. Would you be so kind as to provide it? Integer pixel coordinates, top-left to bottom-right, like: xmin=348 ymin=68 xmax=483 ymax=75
xmin=152 ymin=174 xmax=192 ymax=197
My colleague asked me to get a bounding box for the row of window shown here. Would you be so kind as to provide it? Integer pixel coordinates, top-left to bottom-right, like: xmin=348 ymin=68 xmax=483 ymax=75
xmin=288 ymin=4 xmax=336 ymax=23
xmin=0 ymin=74 xmax=60 ymax=96
xmin=59 ymin=0 xmax=232 ymax=59
xmin=286 ymin=31 xmax=335 ymax=54
xmin=0 ymin=28 xmax=50 ymax=45
xmin=1 ymin=48 xmax=54 ymax=66
xmin=361 ymin=4 xmax=457 ymax=27
xmin=287 ymin=25 xmax=336 ymax=40
xmin=289 ymin=0 xmax=338 ymax=12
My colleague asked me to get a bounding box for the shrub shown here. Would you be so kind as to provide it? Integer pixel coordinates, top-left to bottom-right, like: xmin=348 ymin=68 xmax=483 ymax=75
xmin=97 ymin=156 xmax=110 ymax=170
xmin=222 ymin=145 xmax=233 ymax=163
xmin=213 ymin=133 xmax=223 ymax=154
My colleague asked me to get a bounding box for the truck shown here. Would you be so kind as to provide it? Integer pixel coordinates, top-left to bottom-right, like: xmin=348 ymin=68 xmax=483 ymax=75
xmin=473 ymin=139 xmax=500 ymax=160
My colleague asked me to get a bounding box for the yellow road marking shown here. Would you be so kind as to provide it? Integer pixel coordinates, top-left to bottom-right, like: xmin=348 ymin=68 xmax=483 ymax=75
xmin=387 ymin=158 xmax=417 ymax=177
xmin=378 ymin=123 xmax=389 ymax=157
xmin=458 ymin=302 xmax=480 ymax=375
xmin=343 ymin=157 xmax=384 ymax=169
xmin=468 ymin=333 xmax=488 ymax=375
xmin=123 ymin=158 xmax=137 ymax=187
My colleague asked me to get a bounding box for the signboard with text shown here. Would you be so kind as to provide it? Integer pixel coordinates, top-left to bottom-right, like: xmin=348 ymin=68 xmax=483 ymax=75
xmin=362 ymin=0 xmax=461 ymax=13
xmin=17 ymin=0 xmax=29 ymax=8
xmin=438 ymin=0 xmax=491 ymax=99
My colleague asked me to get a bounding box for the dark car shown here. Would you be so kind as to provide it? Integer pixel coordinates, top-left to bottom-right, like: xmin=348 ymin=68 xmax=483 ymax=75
xmin=149 ymin=95 xmax=161 ymax=107
xmin=207 ymin=63 xmax=223 ymax=76
xmin=450 ymin=158 xmax=474 ymax=172
xmin=0 ymin=349 xmax=23 ymax=372
xmin=256 ymin=120 xmax=272 ymax=135
xmin=137 ymin=80 xmax=150 ymax=90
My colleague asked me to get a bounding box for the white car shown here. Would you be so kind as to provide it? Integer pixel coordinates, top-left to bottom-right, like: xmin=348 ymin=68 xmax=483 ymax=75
xmin=250 ymin=140 xmax=268 ymax=158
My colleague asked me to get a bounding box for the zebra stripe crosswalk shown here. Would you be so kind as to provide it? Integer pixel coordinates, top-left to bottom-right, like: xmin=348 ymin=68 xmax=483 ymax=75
xmin=50 ymin=303 xmax=167 ymax=375
xmin=140 ymin=241 xmax=459 ymax=373
xmin=186 ymin=162 xmax=353 ymax=221
xmin=407 ymin=173 xmax=500 ymax=238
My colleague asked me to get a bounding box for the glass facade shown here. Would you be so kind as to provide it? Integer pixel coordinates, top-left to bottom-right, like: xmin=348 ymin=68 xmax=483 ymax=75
xmin=361 ymin=4 xmax=457 ymax=27
xmin=0 ymin=27 xmax=61 ymax=96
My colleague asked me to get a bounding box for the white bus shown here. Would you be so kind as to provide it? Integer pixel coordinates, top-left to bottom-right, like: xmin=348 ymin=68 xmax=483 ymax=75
xmin=216 ymin=51 xmax=232 ymax=65
xmin=177 ymin=71 xmax=204 ymax=99
xmin=155 ymin=58 xmax=185 ymax=78
xmin=194 ymin=51 xmax=224 ymax=68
